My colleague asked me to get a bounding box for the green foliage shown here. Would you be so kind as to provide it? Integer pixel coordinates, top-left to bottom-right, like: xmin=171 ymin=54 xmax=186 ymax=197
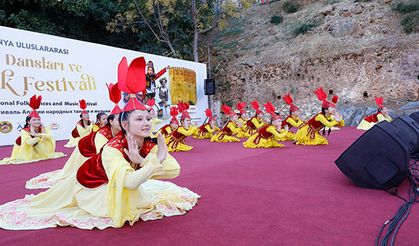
xmin=393 ymin=2 xmax=419 ymax=14
xmin=401 ymin=10 xmax=419 ymax=33
xmin=282 ymin=1 xmax=300 ymax=13
xmin=293 ymin=22 xmax=317 ymax=36
xmin=270 ymin=15 xmax=283 ymax=25
xmin=325 ymin=0 xmax=342 ymax=4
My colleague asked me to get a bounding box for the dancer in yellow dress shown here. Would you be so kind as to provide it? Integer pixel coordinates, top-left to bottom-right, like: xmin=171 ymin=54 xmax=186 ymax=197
xmin=194 ymin=108 xmax=219 ymax=139
xmin=158 ymin=107 xmax=178 ymax=138
xmin=243 ymin=102 xmax=287 ymax=148
xmin=64 ymin=99 xmax=93 ymax=148
xmin=243 ymin=100 xmax=265 ymax=136
xmin=235 ymin=102 xmax=251 ymax=138
xmin=25 ymin=83 xmax=123 ymax=189
xmin=281 ymin=94 xmax=304 ymax=141
xmin=0 ymin=95 xmax=65 ymax=165
xmin=294 ymin=87 xmax=344 ymax=145
xmin=92 ymin=112 xmax=108 ymax=132
xmin=0 ymin=56 xmax=199 ymax=230
xmin=357 ymin=97 xmax=392 ymax=130
xmin=210 ymin=105 xmax=241 ymax=142
xmin=166 ymin=102 xmax=196 ymax=152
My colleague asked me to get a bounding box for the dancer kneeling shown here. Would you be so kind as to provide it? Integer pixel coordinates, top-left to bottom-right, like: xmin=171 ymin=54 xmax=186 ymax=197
xmin=243 ymin=102 xmax=287 ymax=148
xmin=166 ymin=102 xmax=196 ymax=152
xmin=25 ymin=83 xmax=123 ymax=189
xmin=0 ymin=56 xmax=199 ymax=230
xmin=357 ymin=96 xmax=392 ymax=130
xmin=194 ymin=108 xmax=219 ymax=139
xmin=210 ymin=105 xmax=241 ymax=142
xmin=64 ymin=99 xmax=93 ymax=148
xmin=0 ymin=95 xmax=65 ymax=165
xmin=294 ymin=87 xmax=344 ymax=145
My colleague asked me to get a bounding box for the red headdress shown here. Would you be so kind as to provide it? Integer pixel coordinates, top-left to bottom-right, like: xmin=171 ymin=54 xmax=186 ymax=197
xmin=106 ymin=83 xmax=122 ymax=115
xmin=170 ymin=107 xmax=179 ymax=124
xmin=29 ymin=95 xmax=42 ymax=118
xmin=250 ymin=100 xmax=263 ymax=115
xmin=264 ymin=101 xmax=281 ymax=121
xmin=375 ymin=97 xmax=384 ymax=109
xmin=235 ymin=102 xmax=247 ymax=115
xmin=283 ymin=94 xmax=299 ymax=113
xmin=221 ymin=105 xmax=235 ymax=117
xmin=79 ymin=99 xmax=88 ymax=114
xmin=117 ymin=57 xmax=148 ymax=112
xmin=314 ymin=87 xmax=334 ymax=109
xmin=177 ymin=101 xmax=191 ymax=121
xmin=205 ymin=108 xmax=215 ymax=122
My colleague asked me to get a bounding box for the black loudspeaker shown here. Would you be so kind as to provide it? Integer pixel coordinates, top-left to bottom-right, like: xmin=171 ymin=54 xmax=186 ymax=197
xmin=204 ymin=79 xmax=215 ymax=95
xmin=335 ymin=121 xmax=410 ymax=190
xmin=391 ymin=116 xmax=419 ymax=155
xmin=410 ymin=112 xmax=419 ymax=124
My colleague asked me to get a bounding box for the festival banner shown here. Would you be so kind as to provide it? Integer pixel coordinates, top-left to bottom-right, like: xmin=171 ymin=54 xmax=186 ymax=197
xmin=0 ymin=26 xmax=207 ymax=146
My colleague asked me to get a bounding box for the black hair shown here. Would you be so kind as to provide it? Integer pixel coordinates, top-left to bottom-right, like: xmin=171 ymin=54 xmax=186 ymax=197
xmin=106 ymin=114 xmax=117 ymax=127
xmin=321 ymin=107 xmax=331 ymax=136
xmin=118 ymin=111 xmax=133 ymax=135
xmin=377 ymin=108 xmax=382 ymax=113
xmin=96 ymin=112 xmax=107 ymax=124
xmin=24 ymin=115 xmax=31 ymax=129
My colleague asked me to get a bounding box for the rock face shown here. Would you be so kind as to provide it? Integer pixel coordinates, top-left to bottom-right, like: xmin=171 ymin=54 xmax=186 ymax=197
xmin=208 ymin=0 xmax=419 ymax=121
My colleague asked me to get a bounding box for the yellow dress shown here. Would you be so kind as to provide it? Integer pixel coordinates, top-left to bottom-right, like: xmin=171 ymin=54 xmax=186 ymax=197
xmin=0 ymin=139 xmax=199 ymax=230
xmin=149 ymin=118 xmax=162 ymax=137
xmin=210 ymin=121 xmax=241 ymax=142
xmin=25 ymin=129 xmax=113 ymax=189
xmin=280 ymin=116 xmax=304 ymax=141
xmin=357 ymin=113 xmax=392 ymax=131
xmin=243 ymin=125 xmax=287 ymax=148
xmin=193 ymin=124 xmax=218 ymax=139
xmin=64 ymin=122 xmax=93 ymax=148
xmin=166 ymin=126 xmax=196 ymax=152
xmin=92 ymin=124 xmax=101 ymax=132
xmin=236 ymin=118 xmax=251 ymax=138
xmin=157 ymin=124 xmax=172 ymax=139
xmin=294 ymin=114 xmax=344 ymax=145
xmin=0 ymin=127 xmax=65 ymax=165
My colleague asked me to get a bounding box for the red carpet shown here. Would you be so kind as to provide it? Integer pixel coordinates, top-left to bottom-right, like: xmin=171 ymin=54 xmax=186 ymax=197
xmin=0 ymin=127 xmax=418 ymax=245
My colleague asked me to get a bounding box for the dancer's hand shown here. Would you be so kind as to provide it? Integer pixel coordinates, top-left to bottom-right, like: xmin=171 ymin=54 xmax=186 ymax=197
xmin=156 ymin=133 xmax=168 ymax=164
xmin=124 ymin=133 xmax=144 ymax=165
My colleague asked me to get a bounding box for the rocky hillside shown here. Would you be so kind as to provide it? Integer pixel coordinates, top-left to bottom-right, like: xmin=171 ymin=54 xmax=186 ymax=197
xmin=207 ymin=0 xmax=419 ymax=125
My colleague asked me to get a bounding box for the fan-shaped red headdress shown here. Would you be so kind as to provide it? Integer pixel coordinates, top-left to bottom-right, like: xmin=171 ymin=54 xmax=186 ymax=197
xmin=221 ymin=105 xmax=235 ymax=116
xmin=117 ymin=57 xmax=148 ymax=112
xmin=235 ymin=102 xmax=247 ymax=115
xmin=79 ymin=99 xmax=88 ymax=114
xmin=29 ymin=95 xmax=42 ymax=118
xmin=177 ymin=101 xmax=191 ymax=120
xmin=375 ymin=97 xmax=384 ymax=109
xmin=170 ymin=107 xmax=179 ymax=124
xmin=314 ymin=87 xmax=335 ymax=108
xmin=264 ymin=101 xmax=281 ymax=120
xmin=250 ymin=100 xmax=263 ymax=115
xmin=283 ymin=94 xmax=299 ymax=113
xmin=106 ymin=83 xmax=122 ymax=115
xmin=205 ymin=108 xmax=215 ymax=122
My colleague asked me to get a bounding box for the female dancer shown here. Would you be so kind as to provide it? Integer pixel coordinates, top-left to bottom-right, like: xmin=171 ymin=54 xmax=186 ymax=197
xmin=25 ymin=83 xmax=123 ymax=189
xmin=0 ymin=95 xmax=65 ymax=165
xmin=0 ymin=56 xmax=199 ymax=230
xmin=294 ymin=87 xmax=344 ymax=145
xmin=243 ymin=102 xmax=287 ymax=148
xmin=357 ymin=97 xmax=392 ymax=130
xmin=194 ymin=108 xmax=219 ymax=139
xmin=166 ymin=102 xmax=196 ymax=152
xmin=92 ymin=112 xmax=108 ymax=132
xmin=281 ymin=94 xmax=304 ymax=141
xmin=210 ymin=105 xmax=241 ymax=142
xmin=64 ymin=99 xmax=93 ymax=148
